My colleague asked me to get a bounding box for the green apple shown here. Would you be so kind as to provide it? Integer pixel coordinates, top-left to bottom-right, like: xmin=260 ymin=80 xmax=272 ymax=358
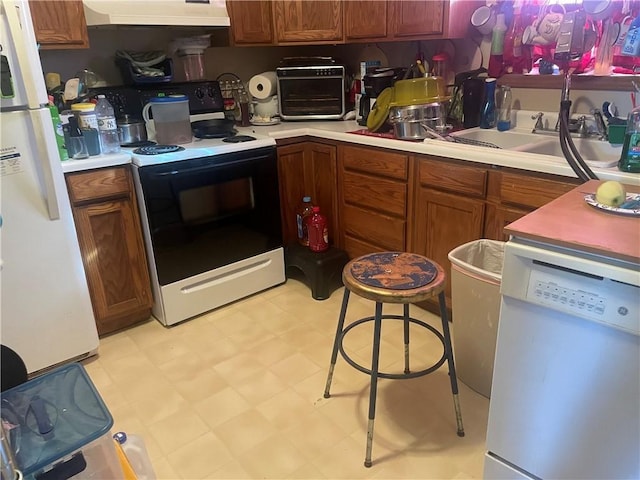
xmin=595 ymin=181 xmax=626 ymax=207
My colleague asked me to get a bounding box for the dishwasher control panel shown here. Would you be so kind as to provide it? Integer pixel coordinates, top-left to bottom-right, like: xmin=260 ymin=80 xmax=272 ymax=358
xmin=502 ymin=240 xmax=640 ymax=337
xmin=528 ymin=279 xmax=607 ymax=316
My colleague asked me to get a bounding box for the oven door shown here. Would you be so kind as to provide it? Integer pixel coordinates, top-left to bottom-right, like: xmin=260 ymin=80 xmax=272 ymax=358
xmin=278 ymin=76 xmax=346 ymax=120
xmin=136 ymin=146 xmax=282 ymax=287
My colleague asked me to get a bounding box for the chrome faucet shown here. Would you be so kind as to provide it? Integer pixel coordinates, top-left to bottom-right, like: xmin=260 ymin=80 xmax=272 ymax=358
xmin=531 ymin=112 xmax=544 ymax=133
xmin=591 ymin=109 xmax=608 ymax=141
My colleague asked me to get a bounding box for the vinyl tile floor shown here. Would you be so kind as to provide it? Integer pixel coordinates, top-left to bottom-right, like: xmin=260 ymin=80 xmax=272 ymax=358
xmin=82 ymin=275 xmax=490 ymax=479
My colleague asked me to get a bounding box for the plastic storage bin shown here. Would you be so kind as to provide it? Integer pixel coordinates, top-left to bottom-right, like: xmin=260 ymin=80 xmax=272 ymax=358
xmin=448 ymin=239 xmax=505 ymax=398
xmin=116 ymin=57 xmax=173 ymax=85
xmin=0 ymin=363 xmax=122 ymax=480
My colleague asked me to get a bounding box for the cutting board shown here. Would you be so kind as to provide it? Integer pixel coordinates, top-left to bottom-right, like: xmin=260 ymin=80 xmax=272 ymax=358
xmin=504 ymin=180 xmax=640 ymax=264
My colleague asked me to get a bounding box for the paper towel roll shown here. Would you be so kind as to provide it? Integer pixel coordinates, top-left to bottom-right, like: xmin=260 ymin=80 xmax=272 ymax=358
xmin=248 ymin=71 xmax=277 ymax=100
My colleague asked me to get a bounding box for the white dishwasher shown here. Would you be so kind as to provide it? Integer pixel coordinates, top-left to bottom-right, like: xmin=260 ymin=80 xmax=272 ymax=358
xmin=484 ymin=237 xmax=640 ymax=480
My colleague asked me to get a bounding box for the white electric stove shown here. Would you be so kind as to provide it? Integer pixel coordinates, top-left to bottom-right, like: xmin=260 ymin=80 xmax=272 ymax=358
xmin=93 ymin=82 xmax=285 ymax=326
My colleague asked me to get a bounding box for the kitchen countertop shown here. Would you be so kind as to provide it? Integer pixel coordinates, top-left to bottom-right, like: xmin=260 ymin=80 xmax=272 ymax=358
xmin=505 ymin=180 xmax=640 ymax=264
xmin=60 ymin=117 xmax=640 ymax=187
xmin=61 ymin=151 xmax=132 ymax=173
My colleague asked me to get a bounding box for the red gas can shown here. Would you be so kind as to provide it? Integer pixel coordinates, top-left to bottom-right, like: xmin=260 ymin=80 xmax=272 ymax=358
xmin=306 ymin=206 xmax=329 ymax=252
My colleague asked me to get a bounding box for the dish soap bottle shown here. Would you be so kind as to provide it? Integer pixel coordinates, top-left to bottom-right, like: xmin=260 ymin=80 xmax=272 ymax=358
xmin=480 ymin=78 xmax=497 ymax=129
xmin=618 ymin=105 xmax=640 ymax=173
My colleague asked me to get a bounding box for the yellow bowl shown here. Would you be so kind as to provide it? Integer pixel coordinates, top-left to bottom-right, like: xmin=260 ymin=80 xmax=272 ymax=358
xmin=390 ymin=76 xmax=449 ymax=107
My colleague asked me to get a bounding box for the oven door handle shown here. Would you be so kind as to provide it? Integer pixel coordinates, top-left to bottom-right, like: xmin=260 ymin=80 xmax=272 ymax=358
xmin=149 ymin=156 xmax=269 ymax=177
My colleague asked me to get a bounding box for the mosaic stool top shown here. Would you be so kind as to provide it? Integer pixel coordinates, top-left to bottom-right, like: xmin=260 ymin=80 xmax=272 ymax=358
xmin=349 ymin=252 xmax=438 ymax=290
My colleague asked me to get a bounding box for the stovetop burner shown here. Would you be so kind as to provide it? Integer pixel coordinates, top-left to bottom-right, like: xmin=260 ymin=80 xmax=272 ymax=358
xmin=222 ymin=135 xmax=256 ymax=143
xmin=122 ymin=140 xmax=156 ymax=148
xmin=133 ymin=145 xmax=185 ymax=155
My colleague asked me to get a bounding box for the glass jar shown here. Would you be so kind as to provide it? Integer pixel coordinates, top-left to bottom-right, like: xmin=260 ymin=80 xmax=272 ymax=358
xmin=71 ymin=102 xmax=98 ymax=130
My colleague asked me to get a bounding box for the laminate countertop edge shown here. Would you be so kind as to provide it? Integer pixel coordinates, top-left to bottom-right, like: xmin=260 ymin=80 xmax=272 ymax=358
xmin=60 ymin=121 xmax=640 ymax=187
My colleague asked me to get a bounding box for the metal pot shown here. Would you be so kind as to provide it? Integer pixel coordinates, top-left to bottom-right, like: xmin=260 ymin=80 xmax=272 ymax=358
xmin=388 ymin=103 xmax=446 ymax=140
xmin=117 ymin=114 xmax=147 ymax=145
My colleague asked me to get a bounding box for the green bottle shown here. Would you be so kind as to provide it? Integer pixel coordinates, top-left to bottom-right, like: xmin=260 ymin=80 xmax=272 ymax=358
xmin=618 ymin=105 xmax=640 ymax=173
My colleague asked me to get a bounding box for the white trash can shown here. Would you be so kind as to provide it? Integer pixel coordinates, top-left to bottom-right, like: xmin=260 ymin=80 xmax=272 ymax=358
xmin=448 ymin=239 xmax=505 ymax=398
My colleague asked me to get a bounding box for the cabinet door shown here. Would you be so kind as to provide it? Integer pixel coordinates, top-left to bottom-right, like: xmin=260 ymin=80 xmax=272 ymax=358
xmin=484 ymin=203 xmax=530 ymax=242
xmin=278 ymin=143 xmax=306 ymax=245
xmin=389 ymin=0 xmax=444 ymax=39
xmin=72 ymin=198 xmax=152 ymax=335
xmin=29 ymin=0 xmax=89 ymax=49
xmin=277 ymin=142 xmax=337 ymax=245
xmin=344 ymin=0 xmax=388 ymax=41
xmin=227 ymin=0 xmax=274 ymax=45
xmin=273 ymin=0 xmax=343 ymax=43
xmin=307 ymin=142 xmax=338 ymax=245
xmin=413 ymin=187 xmax=484 ymax=307
xmin=66 ymin=167 xmax=152 ymax=336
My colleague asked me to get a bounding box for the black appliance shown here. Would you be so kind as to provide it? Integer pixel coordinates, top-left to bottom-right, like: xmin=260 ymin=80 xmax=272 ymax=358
xmin=358 ymin=67 xmax=405 ymax=126
xmin=89 ymin=81 xmax=224 ymax=119
xmin=462 ymin=78 xmax=485 ymax=129
xmin=276 ymin=57 xmax=346 ymax=120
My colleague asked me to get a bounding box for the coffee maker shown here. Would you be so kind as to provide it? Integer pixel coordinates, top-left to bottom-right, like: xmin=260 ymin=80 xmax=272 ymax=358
xmin=358 ymin=67 xmax=405 ymax=126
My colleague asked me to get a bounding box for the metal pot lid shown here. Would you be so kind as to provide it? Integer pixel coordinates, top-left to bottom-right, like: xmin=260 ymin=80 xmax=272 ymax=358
xmin=191 ymin=119 xmax=237 ymax=139
xmin=366 ymin=87 xmax=394 ymax=133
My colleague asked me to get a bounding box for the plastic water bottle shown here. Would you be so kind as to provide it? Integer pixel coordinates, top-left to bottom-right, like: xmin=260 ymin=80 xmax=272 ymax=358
xmin=113 ymin=432 xmax=157 ymax=480
xmin=496 ymin=85 xmax=512 ymax=131
xmin=95 ymin=95 xmax=121 ymax=154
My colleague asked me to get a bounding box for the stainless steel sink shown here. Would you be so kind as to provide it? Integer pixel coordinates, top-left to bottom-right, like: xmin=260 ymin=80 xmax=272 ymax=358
xmin=448 ymin=127 xmax=621 ymax=168
xmin=516 ymin=138 xmax=621 ymax=168
xmin=449 ymin=129 xmax=540 ymax=149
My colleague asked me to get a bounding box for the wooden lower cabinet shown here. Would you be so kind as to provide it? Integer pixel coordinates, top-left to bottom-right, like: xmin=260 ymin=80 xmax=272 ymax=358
xmin=338 ymin=144 xmax=409 ymax=258
xmin=411 ymin=157 xmax=487 ymax=310
xmin=277 ymin=141 xmax=337 ymax=246
xmin=65 ymin=166 xmax=152 ymax=336
xmin=484 ymin=169 xmax=579 ymax=240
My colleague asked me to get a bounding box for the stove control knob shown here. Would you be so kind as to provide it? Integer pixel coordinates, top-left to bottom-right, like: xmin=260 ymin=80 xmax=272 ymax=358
xmin=195 ymin=88 xmax=205 ymax=99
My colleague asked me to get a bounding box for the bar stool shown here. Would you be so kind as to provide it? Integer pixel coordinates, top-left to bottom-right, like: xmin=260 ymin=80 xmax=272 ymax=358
xmin=323 ymin=251 xmax=464 ymax=467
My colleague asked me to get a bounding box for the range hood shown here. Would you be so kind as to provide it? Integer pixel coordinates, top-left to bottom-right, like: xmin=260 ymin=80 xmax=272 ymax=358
xmin=83 ymin=0 xmax=230 ymax=27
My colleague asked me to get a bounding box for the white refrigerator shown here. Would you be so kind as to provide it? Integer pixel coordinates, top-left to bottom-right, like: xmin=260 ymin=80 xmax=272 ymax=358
xmin=0 ymin=0 xmax=99 ymax=374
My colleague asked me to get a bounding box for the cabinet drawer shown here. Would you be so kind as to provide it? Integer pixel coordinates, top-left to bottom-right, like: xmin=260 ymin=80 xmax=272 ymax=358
xmin=500 ymin=172 xmax=576 ymax=209
xmin=66 ymin=167 xmax=131 ymax=204
xmin=418 ymin=157 xmax=487 ymax=197
xmin=342 ymin=170 xmax=406 ymax=217
xmin=341 ymin=145 xmax=408 ymax=180
xmin=342 ymin=204 xmax=405 ymax=251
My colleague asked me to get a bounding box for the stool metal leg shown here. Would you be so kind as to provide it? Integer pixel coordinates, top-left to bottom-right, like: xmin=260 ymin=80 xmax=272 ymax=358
xmin=324 ymin=288 xmax=351 ymax=398
xmin=403 ymin=303 xmax=410 ymax=374
xmin=438 ymin=291 xmax=465 ymax=437
xmin=364 ymin=301 xmax=383 ymax=468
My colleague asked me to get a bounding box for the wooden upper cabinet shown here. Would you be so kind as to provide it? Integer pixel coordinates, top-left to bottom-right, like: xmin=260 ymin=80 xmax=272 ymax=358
xmin=389 ymin=0 xmax=445 ymax=38
xmin=273 ymin=0 xmax=343 ymax=44
xmin=227 ymin=0 xmax=274 ymax=45
xmin=29 ymin=0 xmax=89 ymax=49
xmin=388 ymin=0 xmax=476 ymax=41
xmin=344 ymin=1 xmax=388 ymax=41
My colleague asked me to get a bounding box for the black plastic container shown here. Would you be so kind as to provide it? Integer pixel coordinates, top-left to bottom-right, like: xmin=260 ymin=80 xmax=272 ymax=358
xmin=462 ymin=77 xmax=485 ymax=128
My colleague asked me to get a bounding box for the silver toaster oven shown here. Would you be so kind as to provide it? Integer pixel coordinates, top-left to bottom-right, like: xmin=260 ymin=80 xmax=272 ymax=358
xmin=276 ymin=63 xmax=346 ymax=120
